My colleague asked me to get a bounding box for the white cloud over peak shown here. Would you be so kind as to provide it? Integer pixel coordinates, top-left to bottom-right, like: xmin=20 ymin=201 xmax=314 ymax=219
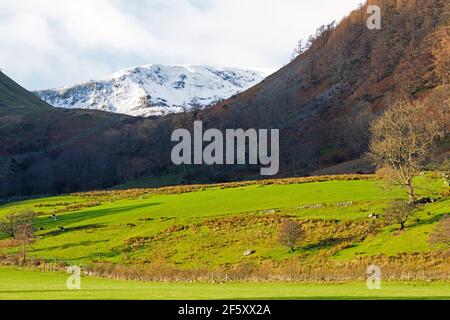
xmin=0 ymin=0 xmax=363 ymax=90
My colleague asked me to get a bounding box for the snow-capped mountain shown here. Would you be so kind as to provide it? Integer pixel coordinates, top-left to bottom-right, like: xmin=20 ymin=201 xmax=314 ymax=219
xmin=35 ymin=65 xmax=266 ymax=117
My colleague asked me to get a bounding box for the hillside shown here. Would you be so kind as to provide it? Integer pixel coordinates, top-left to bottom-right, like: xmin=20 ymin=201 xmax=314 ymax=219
xmin=198 ymin=0 xmax=450 ymax=174
xmin=0 ymin=72 xmax=52 ymax=109
xmin=36 ymin=65 xmax=266 ymax=117
xmin=0 ymin=71 xmax=137 ymax=197
xmin=0 ymin=174 xmax=448 ymax=280
xmin=1 ymin=0 xmax=449 ymax=198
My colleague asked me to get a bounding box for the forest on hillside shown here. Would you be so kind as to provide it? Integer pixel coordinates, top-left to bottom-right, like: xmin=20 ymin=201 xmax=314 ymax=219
xmin=0 ymin=0 xmax=449 ymax=198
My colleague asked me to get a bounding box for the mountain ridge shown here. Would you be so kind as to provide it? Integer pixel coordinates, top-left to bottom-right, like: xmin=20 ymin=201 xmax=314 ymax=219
xmin=35 ymin=65 xmax=267 ymax=117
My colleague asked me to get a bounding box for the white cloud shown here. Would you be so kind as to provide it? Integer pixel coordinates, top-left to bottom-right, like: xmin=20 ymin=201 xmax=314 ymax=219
xmin=0 ymin=0 xmax=363 ymax=90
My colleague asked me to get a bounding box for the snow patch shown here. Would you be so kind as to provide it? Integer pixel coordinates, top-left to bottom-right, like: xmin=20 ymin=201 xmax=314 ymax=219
xmin=36 ymin=64 xmax=266 ymax=117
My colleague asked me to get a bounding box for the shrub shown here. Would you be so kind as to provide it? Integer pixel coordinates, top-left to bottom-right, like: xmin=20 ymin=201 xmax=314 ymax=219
xmin=277 ymin=219 xmax=304 ymax=252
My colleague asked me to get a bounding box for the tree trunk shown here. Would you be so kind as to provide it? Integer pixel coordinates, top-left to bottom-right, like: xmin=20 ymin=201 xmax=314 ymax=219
xmin=21 ymin=241 xmax=26 ymax=266
xmin=405 ymin=179 xmax=416 ymax=204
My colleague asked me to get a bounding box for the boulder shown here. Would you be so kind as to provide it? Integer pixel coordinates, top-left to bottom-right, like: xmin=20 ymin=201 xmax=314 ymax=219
xmin=243 ymin=250 xmax=255 ymax=257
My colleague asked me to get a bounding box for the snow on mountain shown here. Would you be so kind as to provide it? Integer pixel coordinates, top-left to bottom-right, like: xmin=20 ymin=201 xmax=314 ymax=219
xmin=35 ymin=65 xmax=267 ymax=117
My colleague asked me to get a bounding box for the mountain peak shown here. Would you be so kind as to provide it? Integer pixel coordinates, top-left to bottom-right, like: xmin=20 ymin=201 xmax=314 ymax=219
xmin=36 ymin=65 xmax=267 ymax=117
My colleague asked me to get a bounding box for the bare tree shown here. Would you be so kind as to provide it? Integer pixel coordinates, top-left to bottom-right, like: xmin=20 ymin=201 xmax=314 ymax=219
xmin=425 ymin=85 xmax=450 ymax=137
xmin=385 ymin=200 xmax=416 ymax=230
xmin=0 ymin=213 xmax=17 ymax=239
xmin=291 ymin=39 xmax=304 ymax=61
xmin=0 ymin=209 xmax=35 ymax=265
xmin=368 ymin=98 xmax=441 ymax=203
xmin=278 ymin=219 xmax=304 ymax=252
xmin=16 ymin=220 xmax=35 ymax=266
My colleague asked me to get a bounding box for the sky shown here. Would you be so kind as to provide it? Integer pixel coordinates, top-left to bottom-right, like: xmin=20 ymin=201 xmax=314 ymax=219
xmin=0 ymin=0 xmax=364 ymax=90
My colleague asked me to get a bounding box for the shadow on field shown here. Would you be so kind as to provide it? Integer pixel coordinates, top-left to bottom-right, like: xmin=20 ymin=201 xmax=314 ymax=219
xmin=78 ymin=250 xmax=121 ymax=260
xmin=302 ymin=237 xmax=350 ymax=251
xmin=40 ymin=223 xmax=106 ymax=237
xmin=31 ymin=240 xmax=108 ymax=252
xmin=36 ymin=202 xmax=162 ymax=227
xmin=413 ymin=213 xmax=445 ymax=227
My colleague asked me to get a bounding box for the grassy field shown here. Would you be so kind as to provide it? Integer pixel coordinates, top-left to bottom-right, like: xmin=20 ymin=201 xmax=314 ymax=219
xmin=0 ymin=174 xmax=448 ymax=299
xmin=0 ymin=175 xmax=447 ymax=265
xmin=5 ymin=178 xmax=397 ymax=264
xmin=0 ymin=267 xmax=448 ymax=300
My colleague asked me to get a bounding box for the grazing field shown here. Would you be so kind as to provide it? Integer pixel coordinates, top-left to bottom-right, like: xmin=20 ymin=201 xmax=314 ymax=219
xmin=0 ymin=174 xmax=448 ymax=298
xmin=0 ymin=268 xmax=449 ymax=300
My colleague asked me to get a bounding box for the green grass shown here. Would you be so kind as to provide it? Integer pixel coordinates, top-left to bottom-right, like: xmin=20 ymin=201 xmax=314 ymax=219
xmin=335 ymin=198 xmax=450 ymax=258
xmin=0 ymin=175 xmax=448 ymax=266
xmin=0 ymin=179 xmax=397 ymax=264
xmin=0 ymin=267 xmax=448 ymax=300
xmin=0 ymin=174 xmax=448 ymax=299
xmin=0 ymin=174 xmax=448 ymax=277
xmin=112 ymin=173 xmax=185 ymax=190
xmin=1 ymin=179 xmax=400 ymax=219
xmin=0 ymin=71 xmax=52 ymax=108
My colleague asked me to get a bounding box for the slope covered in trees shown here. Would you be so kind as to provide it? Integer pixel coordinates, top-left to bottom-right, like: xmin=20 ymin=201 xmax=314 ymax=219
xmin=1 ymin=0 xmax=449 ymax=197
xmin=199 ymin=0 xmax=449 ymax=174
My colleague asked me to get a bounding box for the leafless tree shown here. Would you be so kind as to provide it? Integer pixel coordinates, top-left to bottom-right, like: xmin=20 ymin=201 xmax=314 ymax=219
xmin=278 ymin=219 xmax=304 ymax=252
xmin=0 ymin=209 xmax=35 ymax=265
xmin=385 ymin=200 xmax=416 ymax=230
xmin=368 ymin=98 xmax=441 ymax=203
xmin=291 ymin=39 xmax=304 ymax=61
xmin=425 ymin=85 xmax=450 ymax=137
xmin=16 ymin=219 xmax=35 ymax=266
